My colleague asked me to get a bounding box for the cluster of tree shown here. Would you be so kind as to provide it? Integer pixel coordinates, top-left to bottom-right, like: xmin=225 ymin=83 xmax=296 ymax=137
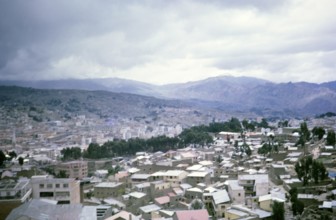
xmin=277 ymin=120 xmax=289 ymax=128
xmin=295 ymin=156 xmax=328 ymax=186
xmin=65 ymin=117 xmax=276 ymax=159
xmin=242 ymin=119 xmax=256 ymax=131
xmin=60 ymin=147 xmax=82 ymax=160
xmin=312 ymin=127 xmax=326 ymax=140
xmin=289 ymin=187 xmax=305 ymax=215
xmin=258 ymin=135 xmax=278 ymax=156
xmin=242 ymin=118 xmax=271 ymax=131
xmin=257 ymin=143 xmax=272 ymax=156
xmin=82 ymin=135 xmax=181 ymax=159
xmin=316 ymin=112 xmax=336 ymax=118
xmin=191 ymin=117 xmax=243 ymax=133
xmin=234 ymin=140 xmax=252 ymax=157
xmin=82 ymin=118 xmax=247 ymax=159
xmin=326 ymin=130 xmax=336 ymax=146
xmin=0 ymin=150 xmax=24 ymax=166
xmin=108 ymin=165 xmax=121 ymax=175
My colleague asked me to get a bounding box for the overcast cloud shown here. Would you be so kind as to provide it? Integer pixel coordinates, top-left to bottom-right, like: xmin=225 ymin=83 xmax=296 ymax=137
xmin=0 ymin=0 xmax=335 ymax=84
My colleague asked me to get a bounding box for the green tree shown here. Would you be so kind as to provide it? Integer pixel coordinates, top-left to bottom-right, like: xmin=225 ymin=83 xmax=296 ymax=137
xmin=326 ymin=130 xmax=336 ymax=146
xmin=56 ymin=170 xmax=68 ymax=178
xmin=8 ymin=151 xmax=17 ymax=160
xmin=272 ymin=201 xmax=285 ymax=220
xmin=0 ymin=150 xmax=6 ymax=166
xmin=61 ymin=147 xmax=82 ymax=160
xmin=259 ymin=118 xmax=269 ymax=128
xmin=190 ymin=199 xmax=204 ymax=210
xmin=18 ymin=157 xmax=24 ymax=166
xmin=312 ymin=127 xmax=325 ymax=140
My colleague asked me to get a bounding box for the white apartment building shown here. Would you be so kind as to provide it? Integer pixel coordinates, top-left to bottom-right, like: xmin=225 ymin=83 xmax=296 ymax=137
xmin=31 ymin=175 xmax=80 ymax=204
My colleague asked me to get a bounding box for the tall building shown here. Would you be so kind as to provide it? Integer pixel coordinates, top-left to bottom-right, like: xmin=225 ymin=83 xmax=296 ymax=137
xmin=31 ymin=175 xmax=80 ymax=204
xmin=55 ymin=161 xmax=88 ymax=179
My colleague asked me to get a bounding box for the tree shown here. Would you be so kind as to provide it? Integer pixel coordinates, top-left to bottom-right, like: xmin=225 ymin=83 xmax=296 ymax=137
xmin=56 ymin=170 xmax=68 ymax=178
xmin=259 ymin=118 xmax=269 ymax=128
xmin=272 ymin=201 xmax=285 ymax=220
xmin=18 ymin=157 xmax=24 ymax=166
xmin=0 ymin=150 xmax=6 ymax=166
xmin=190 ymin=199 xmax=204 ymax=210
xmin=8 ymin=151 xmax=17 ymax=160
xmin=326 ymin=130 xmax=336 ymax=146
xmin=312 ymin=127 xmax=325 ymax=140
xmin=295 ymin=156 xmax=328 ymax=185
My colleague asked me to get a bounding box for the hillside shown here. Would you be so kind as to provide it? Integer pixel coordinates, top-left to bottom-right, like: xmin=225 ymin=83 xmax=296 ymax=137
xmin=0 ymin=86 xmax=213 ymax=125
xmin=1 ymin=76 xmax=336 ymax=116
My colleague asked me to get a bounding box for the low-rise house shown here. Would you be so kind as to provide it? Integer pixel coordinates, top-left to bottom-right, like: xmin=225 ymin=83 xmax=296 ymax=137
xmin=225 ymin=204 xmax=272 ymax=220
xmin=150 ymin=181 xmax=171 ymax=197
xmin=130 ymin=174 xmax=151 ymax=185
xmin=151 ymin=170 xmax=188 ymax=187
xmin=94 ymin=182 xmax=124 ymax=198
xmin=269 ymin=164 xmax=288 ymax=185
xmin=204 ymin=189 xmax=231 ymax=218
xmin=105 ymin=210 xmax=140 ymax=220
xmin=154 ymin=196 xmax=170 ymax=208
xmin=134 ymin=182 xmax=151 ymax=194
xmin=227 ymin=180 xmax=245 ymax=204
xmin=258 ymin=194 xmax=286 ymax=212
xmin=94 ymin=170 xmax=108 ymax=178
xmin=185 ymin=187 xmax=203 ymax=201
xmin=173 ymin=209 xmax=209 ymax=220
xmin=139 ymin=204 xmax=161 ymax=219
xmin=186 ymin=171 xmax=211 ymax=187
xmin=127 ymin=191 xmax=147 ymax=207
xmin=238 ymin=174 xmax=269 ymax=197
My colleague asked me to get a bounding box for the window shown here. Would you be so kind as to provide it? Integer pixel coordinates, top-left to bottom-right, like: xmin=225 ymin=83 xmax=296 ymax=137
xmin=47 ymin=184 xmax=52 ymax=189
xmin=39 ymin=184 xmax=44 ymax=189
xmin=63 ymin=183 xmax=69 ymax=188
xmin=238 ymin=193 xmax=241 ymax=197
xmin=40 ymin=192 xmax=54 ymax=197
xmin=56 ymin=184 xmax=60 ymax=188
xmin=58 ymin=200 xmax=70 ymax=204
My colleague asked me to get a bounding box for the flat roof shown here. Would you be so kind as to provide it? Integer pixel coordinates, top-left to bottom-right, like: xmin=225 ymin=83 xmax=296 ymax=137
xmin=139 ymin=204 xmax=161 ymax=213
xmin=187 ymin=171 xmax=209 ymax=178
xmin=95 ymin=182 xmax=122 ymax=188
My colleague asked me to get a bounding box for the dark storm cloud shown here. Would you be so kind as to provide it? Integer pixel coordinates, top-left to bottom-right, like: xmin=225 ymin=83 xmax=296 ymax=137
xmin=0 ymin=0 xmax=335 ymax=83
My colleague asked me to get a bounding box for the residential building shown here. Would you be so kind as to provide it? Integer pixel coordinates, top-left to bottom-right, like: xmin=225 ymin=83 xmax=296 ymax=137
xmin=186 ymin=171 xmax=211 ymax=187
xmin=204 ymin=189 xmax=231 ymax=218
xmin=55 ymin=161 xmax=88 ymax=179
xmin=139 ymin=204 xmax=161 ymax=219
xmin=94 ymin=182 xmax=124 ymax=198
xmin=238 ymin=174 xmax=269 ymax=197
xmin=173 ymin=209 xmax=209 ymax=220
xmin=227 ymin=180 xmax=245 ymax=204
xmin=6 ymin=199 xmax=113 ymax=220
xmin=0 ymin=179 xmax=32 ymax=220
xmin=151 ymin=170 xmax=188 ymax=187
xmin=31 ymin=175 xmax=80 ymax=204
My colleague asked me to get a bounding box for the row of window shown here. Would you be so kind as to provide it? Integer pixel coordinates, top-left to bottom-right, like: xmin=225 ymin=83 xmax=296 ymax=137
xmin=39 ymin=183 xmax=69 ymax=189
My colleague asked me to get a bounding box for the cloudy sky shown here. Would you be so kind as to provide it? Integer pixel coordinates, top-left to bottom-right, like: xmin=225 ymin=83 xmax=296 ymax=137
xmin=0 ymin=0 xmax=335 ymax=84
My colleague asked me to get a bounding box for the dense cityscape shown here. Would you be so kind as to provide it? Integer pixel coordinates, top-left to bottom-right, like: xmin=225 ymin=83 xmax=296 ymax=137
xmin=1 ymin=99 xmax=336 ymax=219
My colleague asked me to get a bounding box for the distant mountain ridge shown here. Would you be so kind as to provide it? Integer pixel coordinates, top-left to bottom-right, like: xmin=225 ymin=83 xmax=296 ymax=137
xmin=1 ymin=76 xmax=336 ymax=116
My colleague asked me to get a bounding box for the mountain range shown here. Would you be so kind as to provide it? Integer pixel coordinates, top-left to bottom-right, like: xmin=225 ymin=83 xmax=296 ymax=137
xmin=1 ymin=75 xmax=336 ymax=116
